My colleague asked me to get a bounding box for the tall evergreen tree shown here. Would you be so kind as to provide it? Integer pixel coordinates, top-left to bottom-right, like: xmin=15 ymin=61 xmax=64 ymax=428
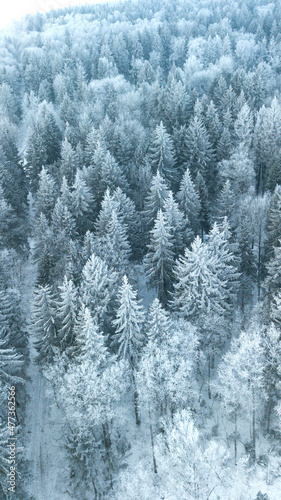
xmin=149 ymin=121 xmax=175 ymax=183
xmin=57 ymin=276 xmax=78 ymax=351
xmin=144 ymin=209 xmax=175 ymax=305
xmin=112 ymin=276 xmax=145 ymax=425
xmin=177 ymin=167 xmax=200 ymax=235
xmin=31 ymin=285 xmax=58 ymax=364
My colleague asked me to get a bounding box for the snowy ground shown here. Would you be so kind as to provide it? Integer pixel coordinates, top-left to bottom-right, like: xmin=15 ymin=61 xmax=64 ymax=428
xmin=22 ymin=240 xmax=71 ymax=500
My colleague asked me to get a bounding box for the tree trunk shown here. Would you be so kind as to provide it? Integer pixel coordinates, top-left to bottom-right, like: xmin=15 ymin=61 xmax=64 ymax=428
xmin=234 ymin=410 xmax=237 ymax=466
xmin=252 ymin=389 xmax=256 ymax=462
xmin=257 ymin=228 xmax=262 ymax=301
xmin=257 ymin=163 xmax=264 ymax=195
xmin=208 ymin=354 xmax=211 ymax=399
xmin=131 ymin=368 xmax=141 ymax=426
xmin=267 ymin=401 xmax=272 ymax=434
xmin=148 ymin=407 xmax=157 ymax=474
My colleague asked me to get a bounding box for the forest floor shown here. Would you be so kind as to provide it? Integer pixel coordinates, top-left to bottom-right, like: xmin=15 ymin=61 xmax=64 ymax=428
xmin=22 ymin=240 xmax=71 ymax=500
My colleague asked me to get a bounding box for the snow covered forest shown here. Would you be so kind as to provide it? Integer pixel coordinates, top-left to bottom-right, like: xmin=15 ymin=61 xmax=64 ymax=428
xmin=2 ymin=0 xmax=281 ymax=498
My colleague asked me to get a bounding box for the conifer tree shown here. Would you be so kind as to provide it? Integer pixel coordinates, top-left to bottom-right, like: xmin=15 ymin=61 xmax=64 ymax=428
xmin=237 ymin=219 xmax=257 ymax=310
xmin=112 ymin=276 xmax=145 ymax=425
xmin=35 ymin=166 xmax=57 ymax=220
xmin=112 ymin=275 xmax=145 ymax=360
xmin=265 ymin=185 xmax=281 ymax=262
xmin=234 ymin=103 xmax=253 ymax=150
xmin=60 ymin=137 xmax=78 ymax=183
xmin=57 ymin=276 xmax=78 ymax=351
xmin=95 ymin=210 xmax=131 ymax=272
xmin=146 ymin=298 xmax=171 ymax=343
xmin=182 ymin=115 xmax=214 ymax=183
xmin=74 ymin=306 xmax=108 ymax=365
xmin=80 ymin=253 xmax=118 ymax=326
xmin=143 ymin=170 xmax=169 ymax=229
xmin=71 ymin=170 xmax=94 ymax=234
xmin=216 ymin=180 xmax=236 ymax=225
xmin=144 ymin=209 xmax=175 ymax=305
xmin=172 ymin=235 xmax=236 ymax=319
xmin=163 ymin=191 xmax=191 ymax=255
xmin=177 ymin=167 xmax=201 ymax=234
xmin=219 ymin=144 xmax=255 ymax=196
xmin=98 ymin=151 xmax=128 ymax=200
xmin=31 ymin=285 xmax=58 ymax=364
xmin=149 ymin=121 xmax=175 ymax=182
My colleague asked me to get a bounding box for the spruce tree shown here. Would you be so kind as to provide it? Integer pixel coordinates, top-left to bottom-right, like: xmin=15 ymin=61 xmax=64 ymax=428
xmin=163 ymin=191 xmax=191 ymax=255
xmin=60 ymin=137 xmax=78 ymax=183
xmin=112 ymin=276 xmax=145 ymax=425
xmin=144 ymin=209 xmax=175 ymax=305
xmin=31 ymin=285 xmax=58 ymax=364
xmin=143 ymin=170 xmax=169 ymax=229
xmin=147 ymin=298 xmax=171 ymax=343
xmin=80 ymin=253 xmax=118 ymax=326
xmin=149 ymin=121 xmax=175 ymax=183
xmin=177 ymin=167 xmax=201 ymax=235
xmin=57 ymin=276 xmax=78 ymax=351
xmin=74 ymin=306 xmax=108 ymax=365
xmin=71 ymin=169 xmax=94 ymax=234
xmin=112 ymin=275 xmax=145 ymax=361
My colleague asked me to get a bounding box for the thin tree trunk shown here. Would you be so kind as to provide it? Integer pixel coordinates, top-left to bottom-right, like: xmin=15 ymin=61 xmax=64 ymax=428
xmin=148 ymin=407 xmax=157 ymax=474
xmin=252 ymin=389 xmax=256 ymax=462
xmin=131 ymin=367 xmax=141 ymax=426
xmin=258 ymin=228 xmax=262 ymax=301
xmin=208 ymin=354 xmax=211 ymax=399
xmin=267 ymin=401 xmax=272 ymax=434
xmin=234 ymin=410 xmax=237 ymax=466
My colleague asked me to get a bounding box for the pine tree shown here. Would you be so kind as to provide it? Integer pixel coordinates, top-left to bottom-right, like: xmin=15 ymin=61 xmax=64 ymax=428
xmin=182 ymin=115 xmax=214 ymax=184
xmin=208 ymin=221 xmax=239 ymax=308
xmin=237 ymin=219 xmax=257 ymax=310
xmin=25 ymin=102 xmax=61 ymax=191
xmin=95 ymin=210 xmax=131 ymax=272
xmin=60 ymin=176 xmax=72 ymax=211
xmin=219 ymin=144 xmax=255 ymax=196
xmin=147 ymin=298 xmax=171 ymax=343
xmin=163 ymin=191 xmax=191 ymax=255
xmin=112 ymin=276 xmax=145 ymax=361
xmin=57 ymin=276 xmax=78 ymax=351
xmin=31 ymin=285 xmax=58 ymax=364
xmin=98 ymin=151 xmax=128 ymax=201
xmin=216 ymin=180 xmax=236 ymax=225
xmin=195 ymin=171 xmax=210 ymax=238
xmin=0 ymin=289 xmax=26 ymax=351
xmin=234 ymin=103 xmax=253 ymax=150
xmin=112 ymin=276 xmax=145 ymax=425
xmin=35 ymin=166 xmax=57 ymax=220
xmin=71 ymin=170 xmax=94 ymax=234
xmin=149 ymin=121 xmax=175 ymax=183
xmin=265 ymin=243 xmax=281 ymax=303
xmin=143 ymin=170 xmax=169 ymax=229
xmin=254 ymin=97 xmax=281 ymax=192
xmin=177 ymin=167 xmax=200 ymax=235
xmin=265 ymin=185 xmax=281 ymax=262
xmin=80 ymin=253 xmax=118 ymax=326
xmin=95 ymin=188 xmax=140 ymax=256
xmin=84 ymin=126 xmax=100 ymax=166
xmin=0 ymin=327 xmax=23 ymax=383
xmin=172 ymin=234 xmax=236 ymax=320
xmin=60 ymin=137 xmax=78 ymax=183
xmin=74 ymin=306 xmax=108 ymax=365
xmin=51 ymin=198 xmax=76 ymax=240
xmin=144 ymin=209 xmax=175 ymax=305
